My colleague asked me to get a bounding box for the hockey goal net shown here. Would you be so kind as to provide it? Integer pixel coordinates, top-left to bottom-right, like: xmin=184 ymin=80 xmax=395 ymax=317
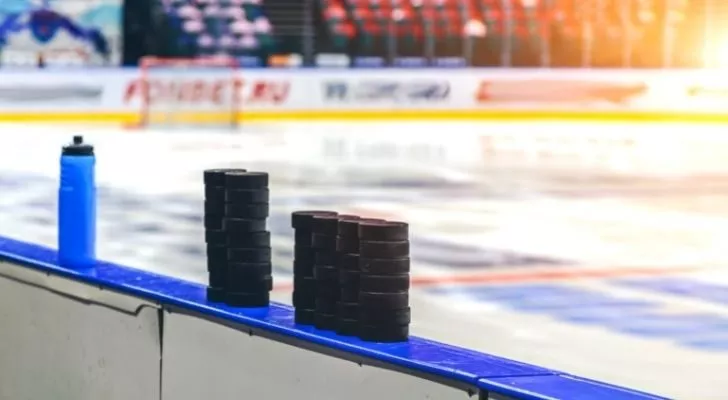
xmin=137 ymin=56 xmax=240 ymax=128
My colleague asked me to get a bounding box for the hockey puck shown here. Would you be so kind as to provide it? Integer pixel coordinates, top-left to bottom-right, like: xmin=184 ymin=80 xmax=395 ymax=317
xmin=205 ymin=229 xmax=226 ymax=245
xmin=294 ymin=230 xmax=313 ymax=247
xmin=335 ymin=236 xmax=359 ymax=254
xmin=311 ymin=215 xmax=339 ymax=235
xmin=206 ymin=244 xmax=227 ymax=271
xmin=336 ymin=319 xmax=359 ymax=336
xmin=339 ymin=269 xmax=360 ymax=285
xmin=291 ymin=210 xmax=338 ymax=230
xmin=314 ymin=265 xmax=338 ymax=281
xmin=204 ymin=168 xmax=246 ymax=186
xmin=293 ymin=246 xmax=316 ymax=264
xmin=228 ymin=247 xmax=271 ymax=263
xmin=203 ymin=196 xmax=225 ymax=214
xmin=294 ymin=308 xmax=315 ymax=325
xmin=360 ymin=274 xmax=410 ymax=292
xmin=311 ymin=233 xmax=336 ymax=251
xmin=292 ymin=290 xmax=316 ymax=308
xmin=314 ymin=313 xmax=337 ymax=330
xmin=359 ymin=307 xmax=411 ymax=325
xmin=204 ymin=214 xmax=224 ymax=230
xmin=224 ymin=171 xmax=269 ymax=189
xmin=337 ymin=302 xmax=359 ymax=319
xmin=315 ymin=298 xmax=337 ymax=314
xmin=293 ymin=275 xmax=316 ymax=291
xmin=225 ymin=275 xmax=273 ymax=292
xmin=314 ymin=251 xmax=336 ymax=267
xmin=227 ymin=262 xmax=273 ymax=276
xmin=337 ymin=217 xmax=361 ymax=238
xmin=358 ymin=324 xmax=409 ymax=342
xmin=359 ymin=257 xmax=410 ymax=274
xmin=227 ymin=231 xmax=271 ymax=248
xmin=358 ymin=221 xmax=409 ymax=242
xmin=337 ymin=253 xmax=360 ymax=271
xmin=224 ymin=218 xmax=266 ymax=233
xmin=359 ymin=240 xmax=409 ymax=259
xmin=293 ymin=259 xmax=314 ymax=276
xmin=339 ymin=288 xmax=359 ymax=303
xmin=208 ymin=267 xmax=225 ymax=287
xmin=226 ymin=188 xmax=269 ymax=204
xmin=224 ymin=291 xmax=270 ymax=307
xmin=359 ymin=291 xmax=408 ymax=309
xmin=206 ymin=286 xmax=225 ymax=303
xmin=225 ymin=203 xmax=270 ymax=219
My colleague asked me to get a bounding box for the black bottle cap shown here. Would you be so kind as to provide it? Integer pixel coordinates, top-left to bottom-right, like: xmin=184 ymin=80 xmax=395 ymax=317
xmin=62 ymin=135 xmax=94 ymax=156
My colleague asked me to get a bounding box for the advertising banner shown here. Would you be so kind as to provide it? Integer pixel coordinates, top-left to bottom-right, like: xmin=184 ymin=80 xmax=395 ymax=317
xmin=323 ymin=80 xmax=450 ymax=103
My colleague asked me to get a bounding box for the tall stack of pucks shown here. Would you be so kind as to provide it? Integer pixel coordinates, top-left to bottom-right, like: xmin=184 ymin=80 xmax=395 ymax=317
xmin=291 ymin=210 xmax=337 ymax=325
xmin=311 ymin=213 xmax=346 ymax=330
xmin=223 ymin=171 xmax=272 ymax=307
xmin=204 ymin=168 xmax=246 ymax=303
xmin=335 ymin=216 xmax=375 ymax=336
xmin=358 ymin=221 xmax=411 ymax=342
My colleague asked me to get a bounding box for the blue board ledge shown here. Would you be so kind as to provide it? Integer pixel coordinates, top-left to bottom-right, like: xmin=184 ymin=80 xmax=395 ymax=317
xmin=0 ymin=235 xmax=666 ymax=400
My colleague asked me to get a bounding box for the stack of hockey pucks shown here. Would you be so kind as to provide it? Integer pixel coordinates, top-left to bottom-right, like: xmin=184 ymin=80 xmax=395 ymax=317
xmin=358 ymin=221 xmax=411 ymax=342
xmin=335 ymin=216 xmax=368 ymax=336
xmin=203 ymin=168 xmax=247 ymax=303
xmin=311 ymin=213 xmax=347 ymax=330
xmin=291 ymin=210 xmax=337 ymax=324
xmin=223 ymin=171 xmax=272 ymax=307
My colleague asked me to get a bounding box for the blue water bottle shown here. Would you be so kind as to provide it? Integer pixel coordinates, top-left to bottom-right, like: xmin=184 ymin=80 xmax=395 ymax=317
xmin=58 ymin=135 xmax=96 ymax=269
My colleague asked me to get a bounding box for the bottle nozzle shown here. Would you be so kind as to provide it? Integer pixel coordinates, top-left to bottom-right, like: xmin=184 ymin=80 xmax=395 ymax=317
xmin=73 ymin=136 xmax=83 ymax=145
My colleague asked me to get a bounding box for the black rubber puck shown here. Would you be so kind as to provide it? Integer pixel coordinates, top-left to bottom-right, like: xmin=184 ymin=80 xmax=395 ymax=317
xmin=225 ymin=203 xmax=270 ymax=219
xmin=206 ymin=244 xmax=227 ymax=271
xmin=227 ymin=231 xmax=271 ymax=248
xmin=337 ymin=217 xmax=361 ymax=238
xmin=359 ymin=257 xmax=410 ymax=274
xmin=339 ymin=269 xmax=360 ymax=285
xmin=358 ymin=324 xmax=409 ymax=342
xmin=336 ymin=319 xmax=359 ymax=336
xmin=293 ymin=259 xmax=314 ymax=276
xmin=311 ymin=215 xmax=340 ymax=235
xmin=293 ymin=276 xmax=316 ymax=291
xmin=338 ymin=253 xmax=360 ymax=271
xmin=294 ymin=246 xmax=316 ymax=263
xmin=204 ymin=197 xmax=225 ymax=214
xmin=225 ymin=171 xmax=269 ymax=189
xmin=294 ymin=230 xmax=313 ymax=247
xmin=226 ymin=275 xmax=273 ymax=292
xmin=224 ymin=218 xmax=266 ymax=233
xmin=206 ymin=286 xmax=225 ymax=303
xmin=208 ymin=268 xmax=225 ymax=287
xmin=292 ymin=291 xmax=316 ymax=308
xmin=224 ymin=291 xmax=270 ymax=307
xmin=225 ymin=264 xmax=273 ymax=282
xmin=358 ymin=221 xmax=409 ymax=241
xmin=205 ymin=229 xmax=226 ymax=245
xmin=336 ymin=236 xmax=359 ymax=254
xmin=204 ymin=214 xmax=224 ymax=230
xmin=339 ymin=288 xmax=359 ymax=303
xmin=337 ymin=302 xmax=359 ymax=319
xmin=228 ymin=247 xmax=271 ymax=263
xmin=359 ymin=291 xmax=408 ymax=309
xmin=314 ymin=265 xmax=338 ymax=281
xmin=226 ymin=188 xmax=269 ymax=204
xmin=314 ymin=313 xmax=337 ymax=330
xmin=291 ymin=210 xmax=338 ymax=230
xmin=314 ymin=251 xmax=336 ymax=267
xmin=204 ymin=168 xmax=246 ymax=186
xmin=360 ymin=274 xmax=410 ymax=292
xmin=359 ymin=240 xmax=409 ymax=259
xmin=207 ymin=257 xmax=227 ymax=273
xmin=315 ymin=298 xmax=337 ymax=314
xmin=311 ymin=233 xmax=336 ymax=251
xmin=227 ymin=262 xmax=273 ymax=276
xmin=294 ymin=308 xmax=315 ymax=325
xmin=359 ymin=307 xmax=411 ymax=325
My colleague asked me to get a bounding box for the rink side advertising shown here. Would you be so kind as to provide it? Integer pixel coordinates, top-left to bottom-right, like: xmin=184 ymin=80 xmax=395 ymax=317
xmin=0 ymin=235 xmax=666 ymax=399
xmin=0 ymin=69 xmax=725 ymax=122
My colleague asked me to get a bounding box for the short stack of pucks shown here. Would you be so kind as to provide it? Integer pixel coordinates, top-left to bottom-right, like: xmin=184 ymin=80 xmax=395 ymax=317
xmin=291 ymin=210 xmax=337 ymax=325
xmin=358 ymin=221 xmax=411 ymax=342
xmin=223 ymin=171 xmax=272 ymax=307
xmin=311 ymin=213 xmax=344 ymax=330
xmin=335 ymin=216 xmax=372 ymax=336
xmin=204 ymin=168 xmax=246 ymax=303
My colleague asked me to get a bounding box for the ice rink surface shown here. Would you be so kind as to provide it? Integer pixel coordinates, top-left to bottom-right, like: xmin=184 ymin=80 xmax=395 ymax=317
xmin=2 ymin=121 xmax=728 ymax=399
